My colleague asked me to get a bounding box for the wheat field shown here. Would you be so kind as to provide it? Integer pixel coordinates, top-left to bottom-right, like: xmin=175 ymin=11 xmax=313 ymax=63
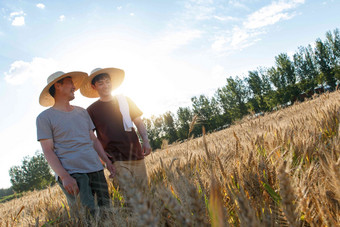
xmin=1 ymin=91 xmax=339 ymax=226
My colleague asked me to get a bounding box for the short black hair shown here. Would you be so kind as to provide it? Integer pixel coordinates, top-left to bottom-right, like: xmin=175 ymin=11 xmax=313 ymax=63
xmin=48 ymin=76 xmax=70 ymax=97
xmin=49 ymin=85 xmax=56 ymax=97
xmin=91 ymin=73 xmax=111 ymax=85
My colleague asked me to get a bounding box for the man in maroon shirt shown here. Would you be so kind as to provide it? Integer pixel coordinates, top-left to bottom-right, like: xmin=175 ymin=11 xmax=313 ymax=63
xmin=80 ymin=67 xmax=152 ymax=188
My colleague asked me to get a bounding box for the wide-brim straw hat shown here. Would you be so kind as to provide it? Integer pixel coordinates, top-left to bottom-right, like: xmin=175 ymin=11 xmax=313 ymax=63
xmin=80 ymin=67 xmax=125 ymax=98
xmin=39 ymin=71 xmax=87 ymax=107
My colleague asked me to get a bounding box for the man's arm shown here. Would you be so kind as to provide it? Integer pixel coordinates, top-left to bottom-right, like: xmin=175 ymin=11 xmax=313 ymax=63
xmin=133 ymin=117 xmax=152 ymax=156
xmin=89 ymin=130 xmax=116 ymax=178
xmin=39 ymin=139 xmax=79 ymax=195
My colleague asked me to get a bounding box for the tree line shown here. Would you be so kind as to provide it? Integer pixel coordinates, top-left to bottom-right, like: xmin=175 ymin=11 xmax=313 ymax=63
xmin=143 ymin=28 xmax=340 ymax=149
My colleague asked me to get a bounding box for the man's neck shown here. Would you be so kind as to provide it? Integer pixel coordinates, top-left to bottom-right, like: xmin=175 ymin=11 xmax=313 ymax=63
xmin=99 ymin=94 xmax=114 ymax=102
xmin=53 ymin=99 xmax=73 ymax=112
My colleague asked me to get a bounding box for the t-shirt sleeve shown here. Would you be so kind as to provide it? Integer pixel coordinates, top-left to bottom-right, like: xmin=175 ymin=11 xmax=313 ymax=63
xmin=85 ymin=108 xmax=96 ymax=131
xmin=36 ymin=114 xmax=53 ymax=141
xmin=126 ymin=96 xmax=143 ymax=120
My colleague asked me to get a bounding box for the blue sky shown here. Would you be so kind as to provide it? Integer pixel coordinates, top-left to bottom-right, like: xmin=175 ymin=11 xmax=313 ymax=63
xmin=0 ymin=0 xmax=339 ymax=188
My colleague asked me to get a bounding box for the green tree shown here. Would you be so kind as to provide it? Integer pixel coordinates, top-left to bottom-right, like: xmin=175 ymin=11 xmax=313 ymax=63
xmin=143 ymin=116 xmax=163 ymax=149
xmin=209 ymin=96 xmax=224 ymax=129
xmin=325 ymin=29 xmax=340 ymax=83
xmin=325 ymin=29 xmax=340 ymax=64
xmin=315 ymin=38 xmax=336 ymax=89
xmin=246 ymin=68 xmax=272 ymax=112
xmin=162 ymin=111 xmax=178 ymax=144
xmin=176 ymin=107 xmax=193 ymax=140
xmin=268 ymin=53 xmax=300 ymax=105
xmin=334 ymin=65 xmax=340 ymax=82
xmin=216 ymin=76 xmax=248 ymax=122
xmin=191 ymin=94 xmax=221 ymax=134
xmin=9 ymin=151 xmax=54 ymax=193
xmin=293 ymin=45 xmax=319 ymax=95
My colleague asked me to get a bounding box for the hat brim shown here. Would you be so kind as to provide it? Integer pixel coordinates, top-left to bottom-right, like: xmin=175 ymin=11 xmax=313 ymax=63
xmin=39 ymin=71 xmax=88 ymax=107
xmin=80 ymin=68 xmax=125 ymax=98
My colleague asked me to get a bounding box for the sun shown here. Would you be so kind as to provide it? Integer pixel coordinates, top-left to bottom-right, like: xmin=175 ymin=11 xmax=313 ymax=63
xmin=111 ymin=77 xmax=159 ymax=119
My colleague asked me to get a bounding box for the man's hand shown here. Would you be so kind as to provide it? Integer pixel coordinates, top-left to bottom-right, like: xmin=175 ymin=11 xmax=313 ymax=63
xmin=61 ymin=175 xmax=79 ymax=195
xmin=40 ymin=139 xmax=78 ymax=195
xmin=133 ymin=117 xmax=152 ymax=157
xmin=106 ymin=161 xmax=116 ymax=178
xmin=142 ymin=141 xmax=152 ymax=156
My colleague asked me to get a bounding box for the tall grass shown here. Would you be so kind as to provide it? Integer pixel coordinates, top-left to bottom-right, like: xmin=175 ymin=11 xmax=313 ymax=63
xmin=1 ymin=91 xmax=339 ymax=226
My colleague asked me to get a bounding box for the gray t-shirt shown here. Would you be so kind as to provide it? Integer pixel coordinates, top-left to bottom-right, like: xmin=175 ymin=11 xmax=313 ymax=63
xmin=36 ymin=106 xmax=103 ymax=178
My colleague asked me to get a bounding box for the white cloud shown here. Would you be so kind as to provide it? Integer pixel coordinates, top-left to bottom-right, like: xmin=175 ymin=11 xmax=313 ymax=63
xmin=10 ymin=11 xmax=24 ymax=17
xmin=11 ymin=16 xmax=25 ymax=26
xmin=10 ymin=11 xmax=25 ymax=26
xmin=130 ymin=13 xmax=134 ymax=16
xmin=212 ymin=0 xmax=305 ymax=54
xmin=244 ymin=0 xmax=304 ymax=29
xmin=36 ymin=3 xmax=45 ymax=9
xmin=59 ymin=15 xmax=65 ymax=22
xmin=212 ymin=27 xmax=263 ymax=53
xmin=4 ymin=58 xmax=58 ymax=86
xmin=230 ymin=27 xmax=262 ymax=49
xmin=213 ymin=15 xmax=238 ymax=22
xmin=117 ymin=6 xmax=122 ymax=10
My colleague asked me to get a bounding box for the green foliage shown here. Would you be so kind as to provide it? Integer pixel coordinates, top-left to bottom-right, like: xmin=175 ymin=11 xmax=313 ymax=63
xmin=246 ymin=68 xmax=272 ymax=112
xmin=262 ymin=181 xmax=281 ymax=205
xmin=293 ymin=45 xmax=319 ymax=93
xmin=0 ymin=187 xmax=14 ymax=198
xmin=215 ymin=76 xmax=249 ymax=121
xmin=315 ymin=38 xmax=337 ymax=89
xmin=162 ymin=111 xmax=178 ymax=144
xmin=176 ymin=107 xmax=193 ymax=140
xmin=0 ymin=192 xmax=23 ymax=203
xmin=143 ymin=117 xmax=163 ymax=149
xmin=269 ymin=53 xmax=300 ymax=105
xmin=9 ymin=151 xmax=55 ymax=193
xmin=334 ymin=65 xmax=340 ymax=82
xmin=326 ymin=29 xmax=340 ymax=65
xmin=191 ymin=95 xmax=222 ymax=135
xmin=0 ymin=187 xmax=16 ymax=203
xmin=276 ymin=53 xmax=296 ymax=86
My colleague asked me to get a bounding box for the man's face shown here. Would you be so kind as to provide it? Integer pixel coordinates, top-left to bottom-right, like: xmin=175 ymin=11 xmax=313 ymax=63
xmin=55 ymin=77 xmax=76 ymax=101
xmin=92 ymin=77 xmax=112 ymax=97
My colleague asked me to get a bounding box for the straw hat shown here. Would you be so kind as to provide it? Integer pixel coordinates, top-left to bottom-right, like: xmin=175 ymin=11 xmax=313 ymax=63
xmin=39 ymin=71 xmax=87 ymax=107
xmin=80 ymin=67 xmax=125 ymax=98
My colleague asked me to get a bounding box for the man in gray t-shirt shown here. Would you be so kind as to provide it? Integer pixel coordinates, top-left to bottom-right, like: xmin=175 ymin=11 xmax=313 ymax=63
xmin=37 ymin=106 xmax=104 ymax=177
xmin=36 ymin=71 xmax=115 ymax=216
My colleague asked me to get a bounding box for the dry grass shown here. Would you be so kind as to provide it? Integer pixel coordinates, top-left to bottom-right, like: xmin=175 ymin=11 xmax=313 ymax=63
xmin=1 ymin=91 xmax=340 ymax=226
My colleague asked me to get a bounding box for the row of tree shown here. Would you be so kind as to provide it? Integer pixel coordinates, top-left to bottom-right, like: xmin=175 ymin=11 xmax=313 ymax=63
xmin=143 ymin=28 xmax=340 ymax=149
